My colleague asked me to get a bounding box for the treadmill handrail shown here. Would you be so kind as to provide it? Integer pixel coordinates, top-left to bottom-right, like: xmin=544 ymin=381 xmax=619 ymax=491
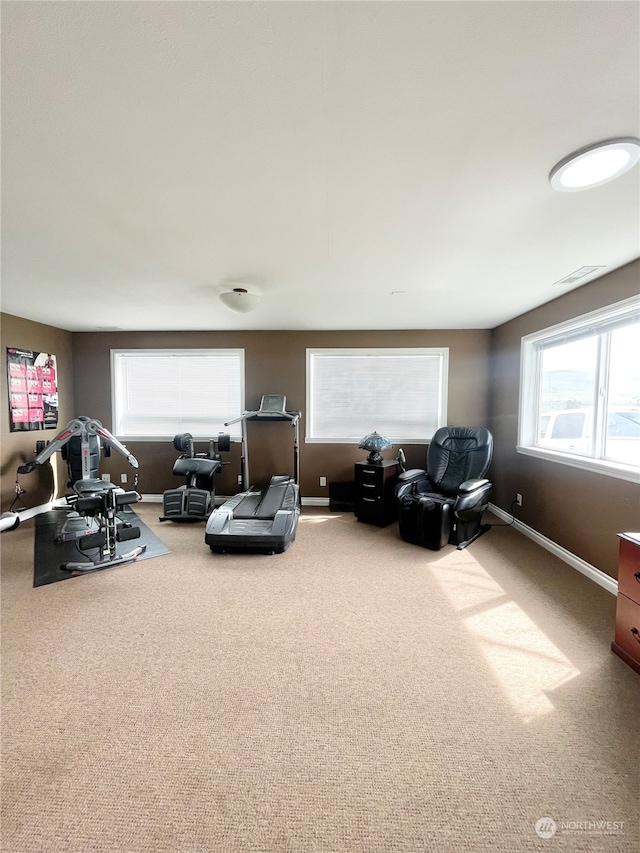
xmin=224 ymin=399 xmax=301 ymax=491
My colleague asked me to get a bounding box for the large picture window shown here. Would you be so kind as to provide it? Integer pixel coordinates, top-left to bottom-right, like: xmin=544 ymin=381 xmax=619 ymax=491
xmin=306 ymin=348 xmax=448 ymax=443
xmin=518 ymin=297 xmax=640 ymax=481
xmin=111 ymin=349 xmax=244 ymax=440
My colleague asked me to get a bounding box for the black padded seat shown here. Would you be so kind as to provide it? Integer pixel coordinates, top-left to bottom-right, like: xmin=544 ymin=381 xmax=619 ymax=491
xmin=74 ymin=477 xmax=117 ymax=495
xmin=172 ymin=457 xmax=221 ymax=478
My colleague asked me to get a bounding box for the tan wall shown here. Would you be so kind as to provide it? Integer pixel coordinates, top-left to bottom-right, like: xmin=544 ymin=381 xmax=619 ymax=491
xmin=71 ymin=329 xmax=491 ymax=499
xmin=1 ymin=313 xmax=74 ymax=510
xmin=7 ymin=262 xmax=637 ymax=582
xmin=489 ymin=259 xmax=640 ymax=579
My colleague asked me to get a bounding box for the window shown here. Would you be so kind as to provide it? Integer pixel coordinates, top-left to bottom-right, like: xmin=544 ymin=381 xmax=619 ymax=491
xmin=111 ymin=349 xmax=244 ymax=440
xmin=306 ymin=348 xmax=448 ymax=443
xmin=518 ymin=296 xmax=640 ymax=482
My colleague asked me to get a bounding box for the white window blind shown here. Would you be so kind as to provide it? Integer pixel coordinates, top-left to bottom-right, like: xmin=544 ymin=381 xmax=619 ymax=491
xmin=306 ymin=348 xmax=448 ymax=443
xmin=111 ymin=349 xmax=244 ymax=439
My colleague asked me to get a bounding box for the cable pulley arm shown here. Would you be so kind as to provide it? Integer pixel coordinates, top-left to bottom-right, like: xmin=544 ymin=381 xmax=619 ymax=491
xmin=17 ymin=420 xmax=84 ymax=473
xmin=16 ymin=417 xmax=139 ymax=478
xmin=89 ymin=420 xmax=139 ymax=468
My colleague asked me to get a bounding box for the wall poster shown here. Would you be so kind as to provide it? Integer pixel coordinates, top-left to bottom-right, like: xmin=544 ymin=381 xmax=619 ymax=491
xmin=7 ymin=348 xmax=59 ymax=432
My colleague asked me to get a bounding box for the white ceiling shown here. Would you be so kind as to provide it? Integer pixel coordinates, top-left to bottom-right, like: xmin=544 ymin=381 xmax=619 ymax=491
xmin=2 ymin=1 xmax=639 ymax=332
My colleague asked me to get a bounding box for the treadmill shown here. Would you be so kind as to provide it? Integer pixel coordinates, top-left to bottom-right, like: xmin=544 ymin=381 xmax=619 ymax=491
xmin=204 ymin=395 xmax=301 ymax=554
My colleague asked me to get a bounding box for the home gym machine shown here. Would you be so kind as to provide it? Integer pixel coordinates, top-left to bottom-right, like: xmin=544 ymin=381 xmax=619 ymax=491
xmin=17 ymin=414 xmax=140 ymax=542
xmin=204 ymin=395 xmax=301 ymax=554
xmin=159 ymin=431 xmax=231 ymax=522
xmin=17 ymin=416 xmax=147 ymax=573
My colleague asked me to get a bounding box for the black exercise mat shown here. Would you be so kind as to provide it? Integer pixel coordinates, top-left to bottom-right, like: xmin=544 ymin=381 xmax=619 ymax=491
xmin=33 ymin=506 xmax=170 ymax=587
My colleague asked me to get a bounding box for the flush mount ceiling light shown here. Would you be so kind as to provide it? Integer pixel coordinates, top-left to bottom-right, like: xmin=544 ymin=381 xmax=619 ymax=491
xmin=549 ymin=137 xmax=640 ymax=191
xmin=219 ymin=287 xmax=261 ymax=314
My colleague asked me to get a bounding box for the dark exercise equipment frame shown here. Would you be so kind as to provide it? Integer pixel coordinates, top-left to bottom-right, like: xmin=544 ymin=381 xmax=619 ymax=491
xmin=159 ymin=432 xmax=231 ymax=523
xmin=16 ymin=415 xmax=140 ymax=543
xmin=62 ymin=488 xmax=146 ymax=574
xmin=16 ymin=416 xmax=146 ymax=573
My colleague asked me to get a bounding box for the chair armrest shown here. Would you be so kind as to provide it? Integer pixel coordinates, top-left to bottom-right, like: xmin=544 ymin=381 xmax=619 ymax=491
xmin=397 ymin=468 xmax=427 ymax=484
xmin=454 ymin=479 xmax=492 ymax=521
xmin=458 ymin=478 xmax=490 ymax=495
xmin=395 ymin=469 xmax=432 ymax=501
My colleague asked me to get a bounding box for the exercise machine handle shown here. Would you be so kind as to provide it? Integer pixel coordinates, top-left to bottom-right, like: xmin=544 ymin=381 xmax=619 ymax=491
xmin=17 ymin=461 xmax=38 ymax=474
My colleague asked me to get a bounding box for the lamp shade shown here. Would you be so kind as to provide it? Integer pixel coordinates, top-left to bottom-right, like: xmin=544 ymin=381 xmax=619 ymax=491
xmin=358 ymin=431 xmax=392 ymax=464
xmin=219 ymin=287 xmax=261 ymax=314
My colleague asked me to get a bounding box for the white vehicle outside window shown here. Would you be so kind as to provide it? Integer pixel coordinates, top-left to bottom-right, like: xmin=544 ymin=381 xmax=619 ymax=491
xmin=538 ymin=407 xmax=640 ymax=464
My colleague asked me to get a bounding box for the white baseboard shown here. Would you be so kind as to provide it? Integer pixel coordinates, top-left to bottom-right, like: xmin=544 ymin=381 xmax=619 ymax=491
xmin=488 ymin=503 xmax=617 ymax=596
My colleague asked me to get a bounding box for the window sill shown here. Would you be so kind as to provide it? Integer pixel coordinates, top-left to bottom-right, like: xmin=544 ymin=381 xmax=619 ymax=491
xmin=304 ymin=437 xmax=430 ymax=445
xmin=516 ymin=446 xmax=640 ymax=484
xmin=116 ymin=434 xmax=241 ymax=442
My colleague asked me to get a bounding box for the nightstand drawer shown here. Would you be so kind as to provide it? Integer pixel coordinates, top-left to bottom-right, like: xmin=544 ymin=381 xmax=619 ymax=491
xmin=355 ymin=466 xmax=384 ymax=487
xmin=612 ymin=593 xmax=640 ymax=671
xmin=355 ymin=493 xmax=384 ymax=521
xmin=618 ymin=534 xmax=640 ymax=606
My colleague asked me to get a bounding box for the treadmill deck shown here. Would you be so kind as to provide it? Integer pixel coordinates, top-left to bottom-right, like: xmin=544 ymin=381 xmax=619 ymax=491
xmin=205 ymin=476 xmax=300 ymax=553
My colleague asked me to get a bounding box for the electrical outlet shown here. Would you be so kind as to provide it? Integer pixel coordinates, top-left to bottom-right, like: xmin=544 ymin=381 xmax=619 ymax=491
xmin=102 ymin=474 xmax=111 ymax=482
xmin=237 ymin=474 xmax=243 ymax=485
xmin=516 ymin=493 xmax=523 ymax=507
xmin=120 ymin=474 xmax=128 ymax=484
xmin=319 ymin=476 xmax=327 ymax=487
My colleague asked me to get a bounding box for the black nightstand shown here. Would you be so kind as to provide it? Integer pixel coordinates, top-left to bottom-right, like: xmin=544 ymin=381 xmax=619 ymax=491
xmin=354 ymin=460 xmax=399 ymax=527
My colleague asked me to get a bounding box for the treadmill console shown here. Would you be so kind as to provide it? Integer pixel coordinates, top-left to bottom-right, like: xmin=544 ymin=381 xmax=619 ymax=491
xmin=259 ymin=394 xmax=286 ymax=414
xmin=245 ymin=395 xmax=299 ymax=423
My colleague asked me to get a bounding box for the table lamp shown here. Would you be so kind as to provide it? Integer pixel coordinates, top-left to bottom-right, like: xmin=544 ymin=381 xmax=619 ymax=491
xmin=358 ymin=431 xmax=392 ymax=464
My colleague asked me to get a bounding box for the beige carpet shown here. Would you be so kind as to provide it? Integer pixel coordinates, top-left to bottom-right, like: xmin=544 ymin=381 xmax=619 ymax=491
xmin=1 ymin=504 xmax=638 ymax=852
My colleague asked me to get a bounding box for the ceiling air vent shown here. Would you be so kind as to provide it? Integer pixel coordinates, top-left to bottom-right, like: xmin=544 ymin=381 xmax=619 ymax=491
xmin=553 ymin=266 xmax=606 ymax=285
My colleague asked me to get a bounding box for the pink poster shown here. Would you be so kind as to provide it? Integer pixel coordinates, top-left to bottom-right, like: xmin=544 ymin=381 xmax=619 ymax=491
xmin=6 ymin=348 xmax=59 ymax=432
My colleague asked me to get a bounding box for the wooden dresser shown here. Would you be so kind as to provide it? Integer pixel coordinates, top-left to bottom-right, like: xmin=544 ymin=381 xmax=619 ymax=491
xmin=611 ymin=532 xmax=640 ymax=675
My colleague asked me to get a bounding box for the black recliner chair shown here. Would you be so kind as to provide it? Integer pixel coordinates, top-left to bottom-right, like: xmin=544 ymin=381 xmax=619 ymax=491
xmin=395 ymin=426 xmax=493 ymax=551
